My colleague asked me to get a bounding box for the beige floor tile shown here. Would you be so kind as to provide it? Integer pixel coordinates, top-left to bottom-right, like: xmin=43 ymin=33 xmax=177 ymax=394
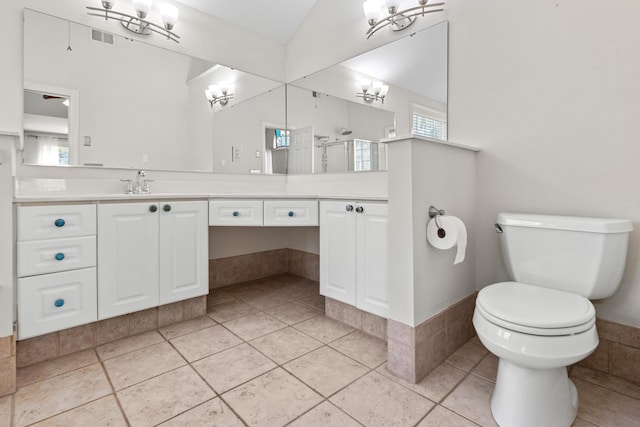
xmin=223 ymin=312 xmax=287 ymax=341
xmin=416 ymin=405 xmax=479 ymax=427
xmin=14 ymin=364 xmax=112 ymax=427
xmin=158 ymin=315 xmax=217 ymax=340
xmin=0 ymin=395 xmax=12 ymax=427
xmin=446 ymin=341 xmax=488 ymax=372
xmin=240 ymin=292 xmax=292 ymax=311
xmin=571 ymin=418 xmax=598 ymax=427
xmin=377 ymin=362 xmax=467 ymax=403
xmin=249 ymin=327 xmax=323 ymax=365
xmin=330 ymin=330 xmax=388 ymax=368
xmin=222 ymin=367 xmax=322 ymax=426
xmin=170 ymin=325 xmax=242 ymax=362
xmin=574 ymin=377 xmax=640 ymax=427
xmin=17 ymin=349 xmax=98 ymax=388
xmin=207 ymin=299 xmax=257 ymax=323
xmin=289 ymin=401 xmax=361 ymax=427
xmin=265 ymin=302 xmax=322 ymax=325
xmin=96 ymin=330 xmax=165 ymax=361
xmin=441 ymin=375 xmax=498 ymax=427
xmin=159 ymin=397 xmax=244 ymax=426
xmin=297 ymin=294 xmax=326 ymax=311
xmin=193 ymin=343 xmax=277 ymax=394
xmin=293 ymin=316 xmax=355 ymax=343
xmin=117 ymin=365 xmax=215 ymax=427
xmin=284 ymin=346 xmax=369 ymax=397
xmin=207 ymin=289 xmax=236 ymax=307
xmin=571 ymin=365 xmax=640 ymax=400
xmin=330 ymin=371 xmax=435 ymax=427
xmin=470 ymin=353 xmax=498 ymax=383
xmin=103 ymin=342 xmax=186 ymax=390
xmin=31 ymin=395 xmax=127 ymax=427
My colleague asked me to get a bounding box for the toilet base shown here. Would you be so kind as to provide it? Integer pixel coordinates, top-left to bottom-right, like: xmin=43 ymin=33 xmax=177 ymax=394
xmin=491 ymin=359 xmax=578 ymax=427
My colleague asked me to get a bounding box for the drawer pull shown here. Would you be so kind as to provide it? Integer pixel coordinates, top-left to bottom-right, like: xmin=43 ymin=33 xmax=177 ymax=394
xmin=345 ymin=205 xmax=354 ymax=212
xmin=54 ymin=218 xmax=66 ymax=227
xmin=55 ymin=253 xmax=65 ymax=261
xmin=149 ymin=205 xmax=158 ymax=213
xmin=54 ymin=299 xmax=65 ymax=308
xmin=288 ymin=211 xmax=294 ymax=217
xmin=356 ymin=206 xmax=364 ymax=213
xmin=163 ymin=204 xmax=171 ymax=212
xmin=232 ymin=211 xmax=239 ymax=217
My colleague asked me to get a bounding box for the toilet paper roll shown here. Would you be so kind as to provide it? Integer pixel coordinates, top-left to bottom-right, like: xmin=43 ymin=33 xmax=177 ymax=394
xmin=427 ymin=215 xmax=467 ymax=264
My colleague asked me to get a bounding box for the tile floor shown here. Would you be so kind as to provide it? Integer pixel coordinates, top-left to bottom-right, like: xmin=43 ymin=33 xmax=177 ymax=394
xmin=1 ymin=273 xmax=640 ymax=426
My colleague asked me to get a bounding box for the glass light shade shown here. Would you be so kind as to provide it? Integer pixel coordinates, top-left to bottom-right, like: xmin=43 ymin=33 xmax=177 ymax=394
xmin=360 ymin=79 xmax=372 ymax=92
xmin=160 ymin=4 xmax=179 ymax=27
xmin=218 ymin=82 xmax=230 ymax=94
xmin=132 ymin=0 xmax=152 ymax=14
xmin=379 ymin=85 xmax=389 ymax=97
xmin=372 ymin=80 xmax=384 ymax=93
xmin=208 ymin=85 xmax=221 ymax=97
xmin=384 ymin=0 xmax=400 ymax=12
xmin=101 ymin=0 xmax=115 ymax=10
xmin=204 ymin=89 xmax=213 ymax=101
xmin=362 ymin=0 xmax=381 ymax=22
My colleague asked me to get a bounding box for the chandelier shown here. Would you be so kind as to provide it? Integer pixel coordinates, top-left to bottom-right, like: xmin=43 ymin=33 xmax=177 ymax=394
xmin=363 ymin=0 xmax=444 ymax=39
xmin=205 ymin=83 xmax=234 ymax=107
xmin=87 ymin=0 xmax=180 ymax=43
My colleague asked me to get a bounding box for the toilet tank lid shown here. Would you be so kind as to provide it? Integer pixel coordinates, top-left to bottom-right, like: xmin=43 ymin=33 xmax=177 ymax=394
xmin=497 ymin=213 xmax=633 ymax=234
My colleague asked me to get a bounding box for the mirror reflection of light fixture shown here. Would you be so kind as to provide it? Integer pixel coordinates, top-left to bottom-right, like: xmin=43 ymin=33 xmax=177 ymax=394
xmin=205 ymin=83 xmax=234 ymax=107
xmin=357 ymin=79 xmax=389 ymax=104
xmin=362 ymin=0 xmax=444 ymax=39
xmin=86 ymin=0 xmax=180 ymax=42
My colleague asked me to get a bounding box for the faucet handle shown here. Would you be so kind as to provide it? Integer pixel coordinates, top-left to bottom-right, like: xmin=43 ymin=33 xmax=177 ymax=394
xmin=140 ymin=179 xmax=153 ymax=193
xmin=120 ymin=179 xmax=134 ymax=194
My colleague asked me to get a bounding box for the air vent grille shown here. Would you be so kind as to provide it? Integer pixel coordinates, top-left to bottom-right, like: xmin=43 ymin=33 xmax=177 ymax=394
xmin=90 ymin=28 xmax=114 ymax=46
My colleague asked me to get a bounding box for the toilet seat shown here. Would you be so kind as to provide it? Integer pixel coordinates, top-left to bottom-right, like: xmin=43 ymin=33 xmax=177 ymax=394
xmin=476 ymin=282 xmax=596 ymax=336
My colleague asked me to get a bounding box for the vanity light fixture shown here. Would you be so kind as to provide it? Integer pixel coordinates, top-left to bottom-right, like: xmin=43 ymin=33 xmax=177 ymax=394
xmin=205 ymin=83 xmax=234 ymax=107
xmin=363 ymin=0 xmax=444 ymax=39
xmin=356 ymin=79 xmax=389 ymax=104
xmin=86 ymin=0 xmax=180 ymax=43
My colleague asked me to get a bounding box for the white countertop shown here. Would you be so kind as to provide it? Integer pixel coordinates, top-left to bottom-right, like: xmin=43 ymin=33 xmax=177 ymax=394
xmin=14 ymin=193 xmax=389 ymax=203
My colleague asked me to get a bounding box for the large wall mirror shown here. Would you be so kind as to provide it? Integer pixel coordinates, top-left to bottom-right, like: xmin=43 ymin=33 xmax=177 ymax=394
xmin=22 ymin=9 xmax=284 ymax=172
xmin=283 ymin=21 xmax=448 ymax=175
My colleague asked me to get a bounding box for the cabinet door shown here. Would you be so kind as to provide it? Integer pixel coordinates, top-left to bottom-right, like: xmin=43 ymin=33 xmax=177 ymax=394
xmin=355 ymin=203 xmax=389 ymax=317
xmin=159 ymin=201 xmax=209 ymax=304
xmin=319 ymin=201 xmax=357 ymax=305
xmin=98 ymin=203 xmax=159 ymax=319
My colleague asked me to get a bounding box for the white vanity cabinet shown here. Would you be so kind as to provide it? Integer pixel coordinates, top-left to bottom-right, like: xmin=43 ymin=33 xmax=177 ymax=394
xmin=319 ymin=200 xmax=389 ymax=317
xmin=209 ymin=199 xmax=319 ymax=227
xmin=16 ymin=204 xmax=98 ymax=339
xmin=98 ymin=200 xmax=208 ymax=319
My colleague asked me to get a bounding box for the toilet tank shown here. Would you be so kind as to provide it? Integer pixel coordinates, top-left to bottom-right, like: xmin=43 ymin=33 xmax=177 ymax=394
xmin=497 ymin=213 xmax=633 ymax=299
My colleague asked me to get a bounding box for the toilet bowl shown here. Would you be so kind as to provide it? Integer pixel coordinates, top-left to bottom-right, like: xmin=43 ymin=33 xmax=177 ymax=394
xmin=474 ymin=213 xmax=633 ymax=427
xmin=473 ymin=282 xmax=598 ymax=427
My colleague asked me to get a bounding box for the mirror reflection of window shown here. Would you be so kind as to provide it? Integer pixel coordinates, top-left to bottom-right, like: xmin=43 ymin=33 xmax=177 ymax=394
xmin=23 ymin=89 xmax=71 ymax=166
xmin=274 ymin=129 xmax=290 ymax=148
xmin=412 ymin=103 xmax=447 ymax=140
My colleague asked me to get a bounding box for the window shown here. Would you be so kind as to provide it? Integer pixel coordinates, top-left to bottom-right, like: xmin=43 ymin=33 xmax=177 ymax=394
xmin=412 ymin=104 xmax=447 ymax=140
xmin=274 ymin=128 xmax=290 ymax=148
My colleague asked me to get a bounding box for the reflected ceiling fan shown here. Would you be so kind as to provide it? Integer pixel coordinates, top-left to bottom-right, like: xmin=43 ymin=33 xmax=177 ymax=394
xmin=42 ymin=94 xmax=69 ymax=107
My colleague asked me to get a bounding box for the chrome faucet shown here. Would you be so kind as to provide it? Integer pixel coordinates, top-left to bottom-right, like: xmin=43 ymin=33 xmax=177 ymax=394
xmin=121 ymin=170 xmax=152 ymax=194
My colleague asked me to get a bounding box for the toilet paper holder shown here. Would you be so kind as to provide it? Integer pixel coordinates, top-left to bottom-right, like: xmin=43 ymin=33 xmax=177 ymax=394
xmin=428 ymin=205 xmax=447 ymax=238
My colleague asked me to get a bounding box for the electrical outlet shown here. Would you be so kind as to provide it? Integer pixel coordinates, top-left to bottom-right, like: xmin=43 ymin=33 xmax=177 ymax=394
xmin=255 ymin=151 xmax=261 ymax=158
xmin=83 ymin=136 xmax=92 ymax=146
xmin=234 ymin=148 xmax=241 ymax=160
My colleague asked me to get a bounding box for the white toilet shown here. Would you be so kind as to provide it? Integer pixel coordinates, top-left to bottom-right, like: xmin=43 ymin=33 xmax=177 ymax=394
xmin=473 ymin=213 xmax=633 ymax=427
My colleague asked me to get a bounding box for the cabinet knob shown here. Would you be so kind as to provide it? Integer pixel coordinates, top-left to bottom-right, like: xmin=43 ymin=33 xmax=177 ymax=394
xmin=288 ymin=211 xmax=294 ymax=217
xmin=356 ymin=206 xmax=364 ymax=213
xmin=232 ymin=211 xmax=239 ymax=217
xmin=149 ymin=205 xmax=158 ymax=213
xmin=345 ymin=205 xmax=354 ymax=212
xmin=163 ymin=204 xmax=171 ymax=212
xmin=54 ymin=299 xmax=65 ymax=308
xmin=54 ymin=218 xmax=65 ymax=227
xmin=55 ymin=253 xmax=65 ymax=261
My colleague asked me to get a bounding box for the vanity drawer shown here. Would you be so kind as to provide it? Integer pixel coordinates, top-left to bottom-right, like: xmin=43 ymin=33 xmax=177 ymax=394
xmin=263 ymin=200 xmax=319 ymax=226
xmin=209 ymin=200 xmax=264 ymax=226
xmin=17 ymin=267 xmax=98 ymax=340
xmin=17 ymin=236 xmax=96 ymax=277
xmin=17 ymin=204 xmax=96 ymax=241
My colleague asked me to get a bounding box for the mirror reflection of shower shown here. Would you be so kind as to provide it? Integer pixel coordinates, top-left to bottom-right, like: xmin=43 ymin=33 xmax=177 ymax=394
xmin=314 ymin=126 xmax=384 ymax=173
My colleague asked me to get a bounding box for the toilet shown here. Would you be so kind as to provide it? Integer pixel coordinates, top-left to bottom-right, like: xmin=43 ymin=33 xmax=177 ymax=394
xmin=473 ymin=213 xmax=633 ymax=427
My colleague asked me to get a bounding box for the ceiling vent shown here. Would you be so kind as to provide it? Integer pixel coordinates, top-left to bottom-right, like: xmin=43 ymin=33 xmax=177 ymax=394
xmin=90 ymin=28 xmax=114 ymax=46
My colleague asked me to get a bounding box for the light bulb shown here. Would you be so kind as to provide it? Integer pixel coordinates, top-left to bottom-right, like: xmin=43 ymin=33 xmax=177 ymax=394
xmin=160 ymin=4 xmax=179 ymax=30
xmin=132 ymin=0 xmax=152 ymax=18
xmin=362 ymin=0 xmax=381 ymax=25
xmin=360 ymin=79 xmax=372 ymax=92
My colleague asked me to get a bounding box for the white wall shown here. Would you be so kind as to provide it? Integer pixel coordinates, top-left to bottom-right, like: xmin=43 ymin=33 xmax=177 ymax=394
xmin=290 ymin=1 xmax=640 ymax=328
xmin=0 ymin=136 xmax=16 ymax=337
